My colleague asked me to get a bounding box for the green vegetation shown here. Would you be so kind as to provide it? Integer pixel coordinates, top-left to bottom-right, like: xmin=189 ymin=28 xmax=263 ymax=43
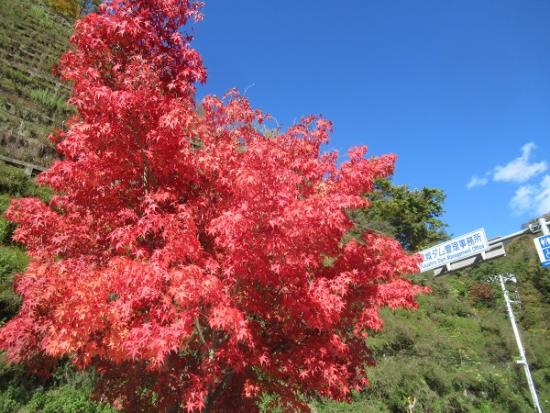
xmin=30 ymin=89 xmax=69 ymax=113
xmin=28 ymin=4 xmax=56 ymax=30
xmin=0 ymin=357 xmax=114 ymax=413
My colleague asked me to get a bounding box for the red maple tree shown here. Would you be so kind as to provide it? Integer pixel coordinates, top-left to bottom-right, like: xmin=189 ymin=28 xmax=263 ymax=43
xmin=0 ymin=1 xmax=427 ymax=411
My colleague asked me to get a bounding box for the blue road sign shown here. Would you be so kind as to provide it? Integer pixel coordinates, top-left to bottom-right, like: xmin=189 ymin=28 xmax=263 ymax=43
xmin=534 ymin=235 xmax=550 ymax=268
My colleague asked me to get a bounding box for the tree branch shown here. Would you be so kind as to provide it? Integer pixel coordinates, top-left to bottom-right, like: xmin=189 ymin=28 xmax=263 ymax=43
xmin=204 ymin=370 xmax=234 ymax=413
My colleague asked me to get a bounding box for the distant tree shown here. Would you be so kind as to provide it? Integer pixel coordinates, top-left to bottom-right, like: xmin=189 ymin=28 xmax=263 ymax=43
xmin=0 ymin=1 xmax=427 ymax=412
xmin=47 ymin=0 xmax=100 ymax=18
xmin=349 ymin=179 xmax=448 ymax=252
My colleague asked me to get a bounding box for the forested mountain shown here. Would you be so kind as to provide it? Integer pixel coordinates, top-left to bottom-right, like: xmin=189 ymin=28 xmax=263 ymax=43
xmin=0 ymin=1 xmax=548 ymax=412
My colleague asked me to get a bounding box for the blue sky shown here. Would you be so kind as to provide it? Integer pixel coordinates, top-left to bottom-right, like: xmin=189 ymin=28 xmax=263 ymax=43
xmin=192 ymin=0 xmax=550 ymax=240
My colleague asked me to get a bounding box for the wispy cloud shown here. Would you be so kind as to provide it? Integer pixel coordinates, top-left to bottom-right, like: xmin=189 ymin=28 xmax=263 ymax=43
xmin=538 ymin=175 xmax=550 ymax=216
xmin=466 ymin=175 xmax=489 ymax=189
xmin=510 ymin=185 xmax=534 ymax=215
xmin=493 ymin=142 xmax=547 ymax=183
xmin=510 ymin=175 xmax=550 ymax=216
xmin=466 ymin=142 xmax=547 ymax=190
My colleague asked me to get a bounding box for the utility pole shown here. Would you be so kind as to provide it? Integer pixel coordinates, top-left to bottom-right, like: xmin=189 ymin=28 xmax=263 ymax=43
xmin=498 ymin=274 xmax=543 ymax=413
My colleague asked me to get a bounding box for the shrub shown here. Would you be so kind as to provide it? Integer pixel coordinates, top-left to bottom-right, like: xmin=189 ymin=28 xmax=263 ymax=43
xmin=0 ymin=246 xmax=28 ymax=321
xmin=0 ymin=164 xmax=53 ymax=203
xmin=0 ymin=165 xmax=31 ymax=197
xmin=469 ymin=282 xmax=495 ymax=307
xmin=0 ymin=218 xmax=14 ymax=245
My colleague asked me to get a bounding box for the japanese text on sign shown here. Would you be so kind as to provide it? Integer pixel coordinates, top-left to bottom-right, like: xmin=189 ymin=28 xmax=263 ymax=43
xmin=419 ymin=228 xmax=489 ymax=272
xmin=534 ymin=235 xmax=550 ymax=267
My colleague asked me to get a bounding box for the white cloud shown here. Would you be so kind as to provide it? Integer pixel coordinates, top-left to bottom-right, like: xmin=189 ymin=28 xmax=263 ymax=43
xmin=536 ymin=175 xmax=550 ymax=216
xmin=493 ymin=142 xmax=548 ymax=183
xmin=510 ymin=185 xmax=535 ymax=215
xmin=465 ymin=142 xmax=549 ymax=216
xmin=466 ymin=175 xmax=489 ymax=189
xmin=510 ymin=175 xmax=550 ymax=216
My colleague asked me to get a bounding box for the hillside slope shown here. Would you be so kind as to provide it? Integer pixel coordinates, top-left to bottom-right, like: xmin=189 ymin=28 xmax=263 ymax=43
xmin=0 ymin=0 xmax=73 ymax=166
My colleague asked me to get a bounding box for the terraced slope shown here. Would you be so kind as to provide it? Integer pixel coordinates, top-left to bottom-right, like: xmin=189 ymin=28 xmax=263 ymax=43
xmin=0 ymin=0 xmax=73 ymax=167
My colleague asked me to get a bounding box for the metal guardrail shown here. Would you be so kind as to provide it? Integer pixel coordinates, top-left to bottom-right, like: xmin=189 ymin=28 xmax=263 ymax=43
xmin=0 ymin=154 xmax=46 ymax=176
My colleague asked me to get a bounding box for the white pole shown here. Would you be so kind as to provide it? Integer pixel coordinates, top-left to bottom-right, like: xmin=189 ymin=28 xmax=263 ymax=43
xmin=499 ymin=274 xmax=543 ymax=413
xmin=538 ymin=217 xmax=550 ymax=236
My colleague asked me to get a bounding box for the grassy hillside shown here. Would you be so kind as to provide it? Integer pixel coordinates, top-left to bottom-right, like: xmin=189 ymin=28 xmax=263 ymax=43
xmin=0 ymin=0 xmax=73 ymax=166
